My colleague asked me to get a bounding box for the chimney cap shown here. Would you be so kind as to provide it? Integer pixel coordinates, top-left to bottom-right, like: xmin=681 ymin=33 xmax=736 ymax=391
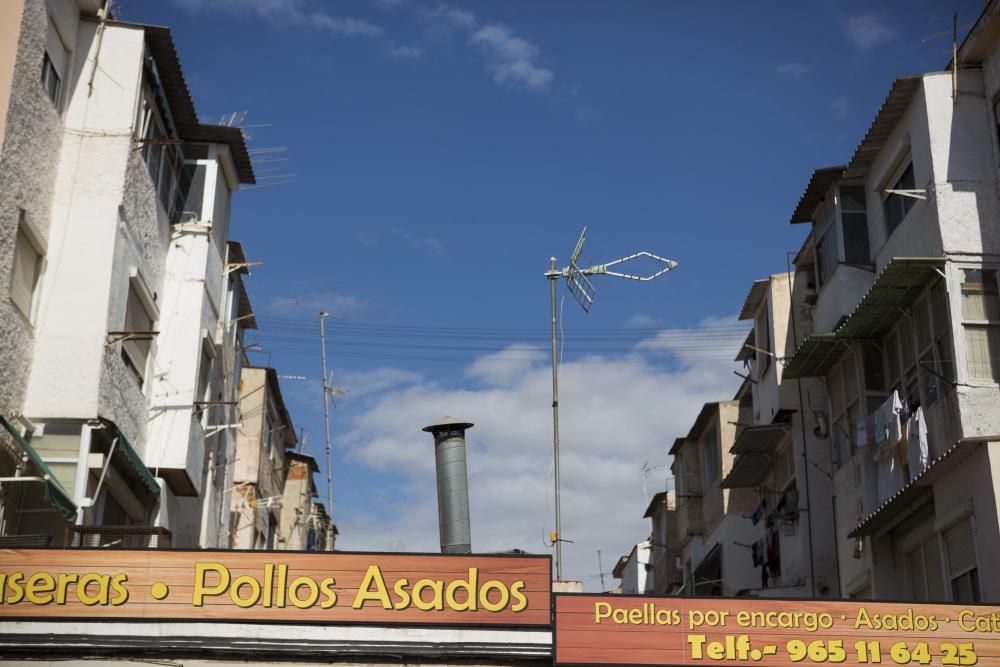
xmin=422 ymin=416 xmax=475 ymax=433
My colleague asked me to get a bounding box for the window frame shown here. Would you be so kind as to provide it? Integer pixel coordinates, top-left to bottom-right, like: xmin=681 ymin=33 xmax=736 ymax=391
xmin=880 ymin=152 xmax=917 ymax=239
xmin=120 ymin=271 xmax=158 ymax=388
xmin=827 ymin=353 xmax=860 ymax=468
xmin=9 ymin=211 xmax=46 ymax=322
xmin=755 ymin=303 xmax=772 ymax=379
xmin=700 ymin=425 xmax=721 ymax=489
xmin=957 ymin=265 xmax=1000 ymax=385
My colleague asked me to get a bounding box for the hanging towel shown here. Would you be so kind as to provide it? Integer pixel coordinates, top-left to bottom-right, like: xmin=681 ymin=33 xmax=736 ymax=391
xmin=907 ymin=407 xmax=929 ymax=477
xmin=856 ymin=418 xmax=868 ymax=450
xmin=767 ymin=528 xmax=781 ymax=577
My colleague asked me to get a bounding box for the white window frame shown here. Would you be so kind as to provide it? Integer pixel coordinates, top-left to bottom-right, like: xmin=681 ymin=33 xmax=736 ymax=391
xmin=9 ymin=210 xmax=46 ymax=322
xmin=953 ymin=263 xmax=1000 ymax=387
xmin=878 ymin=148 xmax=917 ymax=240
xmin=700 ymin=425 xmax=720 ymax=489
xmin=121 ymin=269 xmax=158 ymax=388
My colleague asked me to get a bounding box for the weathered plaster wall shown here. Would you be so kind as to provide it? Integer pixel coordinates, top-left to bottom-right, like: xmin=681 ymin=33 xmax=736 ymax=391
xmin=0 ymin=0 xmax=65 ymax=416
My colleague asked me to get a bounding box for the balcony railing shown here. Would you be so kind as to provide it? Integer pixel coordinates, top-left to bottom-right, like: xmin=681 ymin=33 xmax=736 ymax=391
xmin=70 ymin=525 xmax=172 ymax=549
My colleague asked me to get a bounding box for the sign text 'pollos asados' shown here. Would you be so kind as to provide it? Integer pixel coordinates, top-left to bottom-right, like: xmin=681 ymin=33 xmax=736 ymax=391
xmin=0 ymin=549 xmax=551 ymax=626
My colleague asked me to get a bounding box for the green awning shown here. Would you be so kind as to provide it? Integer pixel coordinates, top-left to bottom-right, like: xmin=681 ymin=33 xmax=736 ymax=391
xmin=782 ymin=258 xmax=945 ymax=379
xmin=106 ymin=421 xmax=160 ymax=499
xmin=0 ymin=416 xmax=77 ymax=521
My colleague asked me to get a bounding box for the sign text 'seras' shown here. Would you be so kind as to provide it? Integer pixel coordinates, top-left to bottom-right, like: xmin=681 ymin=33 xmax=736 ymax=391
xmin=0 ymin=550 xmax=551 ymax=626
xmin=555 ymin=595 xmax=1000 ymax=667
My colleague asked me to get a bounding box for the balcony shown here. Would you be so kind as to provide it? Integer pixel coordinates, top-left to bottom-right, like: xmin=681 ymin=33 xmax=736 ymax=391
xmin=70 ymin=525 xmax=172 ymax=549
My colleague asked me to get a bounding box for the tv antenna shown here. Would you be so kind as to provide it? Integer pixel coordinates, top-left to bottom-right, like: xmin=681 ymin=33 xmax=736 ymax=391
xmin=544 ymin=227 xmax=678 ymax=581
xmin=289 ymin=301 xmax=345 ymax=515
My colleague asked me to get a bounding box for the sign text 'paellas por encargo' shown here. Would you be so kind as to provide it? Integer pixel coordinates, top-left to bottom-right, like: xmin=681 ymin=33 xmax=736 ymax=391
xmin=555 ymin=595 xmax=1000 ymax=667
xmin=0 ymin=549 xmax=551 ymax=626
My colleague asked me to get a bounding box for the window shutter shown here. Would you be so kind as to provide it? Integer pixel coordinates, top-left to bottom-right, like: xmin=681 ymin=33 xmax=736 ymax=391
xmin=945 ymin=517 xmax=976 ymax=578
xmin=10 ymin=228 xmax=37 ymax=315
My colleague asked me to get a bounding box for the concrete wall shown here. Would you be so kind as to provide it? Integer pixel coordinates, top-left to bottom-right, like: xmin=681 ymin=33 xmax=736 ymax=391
xmin=279 ymin=457 xmax=315 ymax=551
xmin=23 ymin=21 xmax=153 ymax=453
xmin=0 ymin=0 xmax=77 ymax=416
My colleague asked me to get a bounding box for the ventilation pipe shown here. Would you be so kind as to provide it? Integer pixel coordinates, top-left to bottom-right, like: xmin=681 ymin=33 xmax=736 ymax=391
xmin=421 ymin=416 xmax=474 ymax=554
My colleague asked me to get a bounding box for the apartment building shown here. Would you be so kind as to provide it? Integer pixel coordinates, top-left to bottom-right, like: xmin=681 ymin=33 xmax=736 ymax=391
xmin=230 ymin=366 xmax=297 ymax=550
xmin=278 ymin=451 xmax=337 ymax=551
xmin=723 ymin=269 xmax=840 ymax=598
xmin=0 ymin=1 xmax=262 ymax=548
xmin=612 ymin=542 xmax=653 ymax=595
xmin=643 ymin=490 xmax=683 ymax=595
xmin=670 ymin=399 xmax=758 ymax=596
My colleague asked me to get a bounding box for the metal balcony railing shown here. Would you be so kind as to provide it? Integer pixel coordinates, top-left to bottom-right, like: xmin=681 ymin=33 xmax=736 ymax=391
xmin=70 ymin=525 xmax=172 ymax=549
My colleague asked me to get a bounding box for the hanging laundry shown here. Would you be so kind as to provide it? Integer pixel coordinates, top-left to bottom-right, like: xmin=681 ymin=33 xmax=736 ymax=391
xmin=751 ymin=541 xmax=761 ymax=567
xmin=907 ymin=407 xmax=929 ymax=477
xmin=865 ymin=415 xmax=875 ymax=447
xmin=767 ymin=528 xmax=781 ymax=577
xmin=751 ymin=499 xmax=767 ymax=526
xmin=856 ymin=417 xmax=868 ymax=451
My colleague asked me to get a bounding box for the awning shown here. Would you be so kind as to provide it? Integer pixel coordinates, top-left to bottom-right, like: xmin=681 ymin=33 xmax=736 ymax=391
xmin=782 ymin=258 xmax=945 ymax=379
xmin=848 ymin=439 xmax=984 ymax=538
xmin=720 ymin=453 xmax=771 ymax=489
xmin=734 ymin=329 xmax=755 ymax=363
xmin=739 ymin=280 xmax=769 ymax=320
xmin=844 ymin=76 xmax=922 ymax=181
xmin=789 ymin=165 xmax=846 ymax=224
xmin=104 ymin=420 xmax=160 ymax=499
xmin=731 ymin=423 xmax=790 ymax=455
xmin=0 ymin=416 xmax=77 ymax=521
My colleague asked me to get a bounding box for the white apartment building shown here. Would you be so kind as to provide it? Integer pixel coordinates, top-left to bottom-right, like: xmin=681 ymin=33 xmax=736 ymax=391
xmin=0 ymin=1 xmax=258 ymax=547
xmin=773 ymin=15 xmax=1000 ymax=601
xmin=642 ymin=490 xmax=683 ymax=595
xmin=722 ymin=270 xmax=840 ymax=599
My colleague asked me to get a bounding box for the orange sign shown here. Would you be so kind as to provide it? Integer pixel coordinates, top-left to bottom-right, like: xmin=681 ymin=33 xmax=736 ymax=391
xmin=556 ymin=595 xmax=1000 ymax=667
xmin=0 ymin=549 xmax=551 ymax=627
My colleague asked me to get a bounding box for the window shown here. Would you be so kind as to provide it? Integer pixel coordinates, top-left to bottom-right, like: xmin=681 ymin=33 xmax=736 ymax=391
xmin=883 ymin=162 xmax=916 ymax=237
xmin=41 ymin=17 xmax=67 ymax=109
xmin=945 ymin=517 xmax=980 ymax=603
xmin=840 ymin=186 xmax=871 ymax=265
xmin=700 ymin=426 xmax=720 ymax=488
xmin=196 ymin=345 xmax=213 ymax=427
xmin=262 ymin=413 xmax=274 ymax=454
xmin=674 ymin=455 xmax=687 ymax=499
xmin=960 ymin=268 xmax=1000 ymax=382
xmin=828 ymin=354 xmax=859 ymax=467
xmin=773 ymin=441 xmax=795 ymax=491
xmin=907 ymin=536 xmax=946 ymax=601
xmin=815 ymin=203 xmax=839 ymax=287
xmin=10 ymin=212 xmax=44 ymax=319
xmin=122 ymin=281 xmax=155 ymax=384
xmin=138 ymin=85 xmax=190 ymax=222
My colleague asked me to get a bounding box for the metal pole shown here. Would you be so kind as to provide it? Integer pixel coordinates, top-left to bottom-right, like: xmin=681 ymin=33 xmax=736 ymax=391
xmin=319 ymin=312 xmax=333 ymax=512
xmin=597 ymin=550 xmax=605 ymax=591
xmin=549 ymin=256 xmax=563 ymax=581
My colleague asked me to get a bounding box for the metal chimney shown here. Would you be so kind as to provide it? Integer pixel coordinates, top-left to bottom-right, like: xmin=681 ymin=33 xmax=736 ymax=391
xmin=421 ymin=416 xmax=474 ymax=554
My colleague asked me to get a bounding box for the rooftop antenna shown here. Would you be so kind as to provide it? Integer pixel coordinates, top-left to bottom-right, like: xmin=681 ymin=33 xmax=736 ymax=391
xmin=289 ymin=301 xmax=345 ymax=515
xmin=544 ymin=227 xmax=678 ymax=582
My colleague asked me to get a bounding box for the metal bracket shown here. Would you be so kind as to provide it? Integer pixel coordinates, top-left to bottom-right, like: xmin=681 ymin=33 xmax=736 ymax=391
xmin=105 ymin=331 xmax=158 ymax=346
xmin=225 ymin=261 xmax=263 ymax=275
xmin=884 ymin=188 xmax=927 ymax=200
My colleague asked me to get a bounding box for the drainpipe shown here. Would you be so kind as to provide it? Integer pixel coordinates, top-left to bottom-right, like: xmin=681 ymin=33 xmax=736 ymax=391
xmin=786 ymin=255 xmax=817 ymax=598
xmin=74 ymin=423 xmax=96 ymax=525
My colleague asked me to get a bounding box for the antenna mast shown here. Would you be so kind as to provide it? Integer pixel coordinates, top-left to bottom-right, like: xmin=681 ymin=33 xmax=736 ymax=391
xmin=544 ymin=227 xmax=678 ymax=581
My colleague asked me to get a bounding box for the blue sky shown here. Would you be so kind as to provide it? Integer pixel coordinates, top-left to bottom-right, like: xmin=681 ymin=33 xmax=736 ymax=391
xmin=129 ymin=0 xmax=980 ymax=584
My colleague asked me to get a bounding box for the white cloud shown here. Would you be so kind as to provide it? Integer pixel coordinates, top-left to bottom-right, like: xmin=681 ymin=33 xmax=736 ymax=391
xmin=387 ymin=43 xmax=424 ymax=60
xmin=623 ymin=313 xmax=658 ymax=329
xmin=469 ymin=23 xmax=554 ymax=92
xmin=339 ymin=366 xmax=423 ymax=399
xmin=336 ymin=316 xmax=745 ymax=587
xmin=843 ymin=15 xmax=898 ymax=51
xmin=832 ymin=95 xmax=850 ymax=119
xmin=465 ymin=344 xmax=547 ymax=386
xmin=265 ymin=291 xmax=370 ymax=317
xmin=775 ymin=62 xmax=809 ymax=78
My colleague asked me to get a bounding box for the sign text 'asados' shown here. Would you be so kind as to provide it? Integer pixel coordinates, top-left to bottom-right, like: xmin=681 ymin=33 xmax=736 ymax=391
xmin=0 ymin=549 xmax=551 ymax=626
xmin=555 ymin=595 xmax=1000 ymax=667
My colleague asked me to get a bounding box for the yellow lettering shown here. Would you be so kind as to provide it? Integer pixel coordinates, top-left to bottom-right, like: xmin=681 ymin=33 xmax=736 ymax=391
xmin=56 ymin=573 xmax=78 ymax=604
xmin=110 ymin=574 xmax=129 ymax=605
xmin=444 ymin=568 xmax=477 ymax=611
xmin=77 ymin=573 xmax=110 ymax=606
xmin=193 ymin=562 xmax=230 ymax=607
xmin=320 ymin=576 xmax=338 ymax=609
xmin=7 ymin=573 xmax=24 ymax=604
xmin=353 ymin=565 xmax=392 ymax=609
xmin=25 ymin=572 xmax=56 ymax=605
xmin=509 ymin=581 xmax=527 ymax=612
xmin=478 ymin=580 xmax=509 ymax=613
xmin=288 ymin=576 xmax=319 ymax=609
xmin=688 ymin=634 xmax=707 ymax=660
xmin=412 ymin=578 xmax=444 ymax=611
xmin=595 ymin=601 xmax=612 ymax=623
xmin=393 ymin=578 xmax=412 ymax=610
xmin=230 ymin=575 xmax=261 ymax=608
